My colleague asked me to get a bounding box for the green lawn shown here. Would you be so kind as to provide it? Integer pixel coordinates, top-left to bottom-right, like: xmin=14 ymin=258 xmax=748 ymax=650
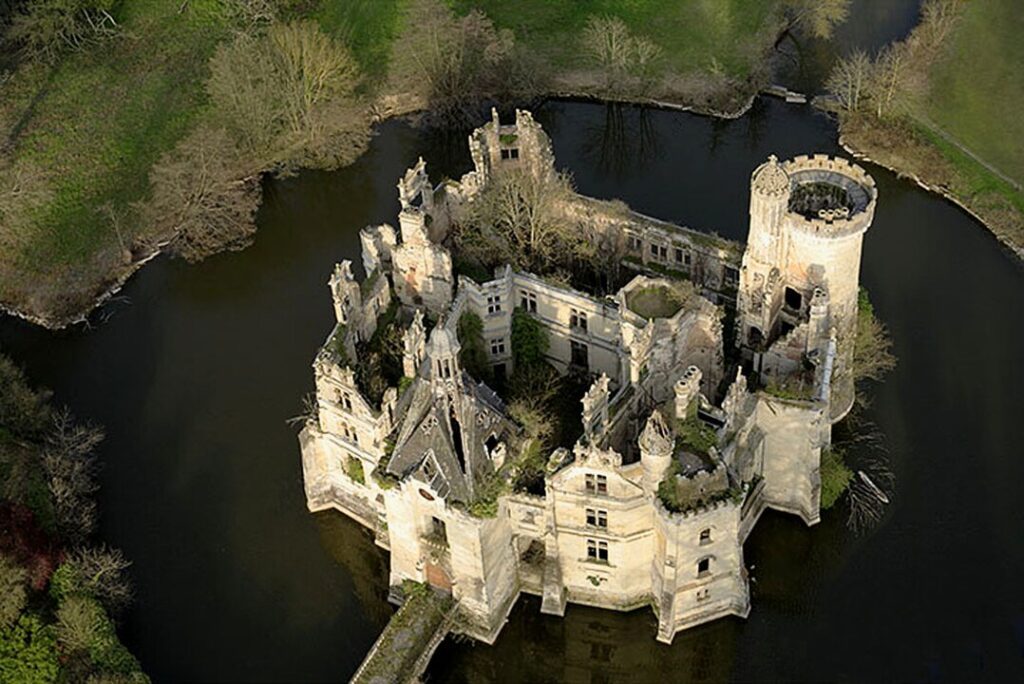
xmin=924 ymin=0 xmax=1024 ymax=186
xmin=451 ymin=0 xmax=782 ymax=78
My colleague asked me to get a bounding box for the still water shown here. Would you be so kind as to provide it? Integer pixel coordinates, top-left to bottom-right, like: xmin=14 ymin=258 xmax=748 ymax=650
xmin=2 ymin=5 xmax=1022 ymax=680
xmin=2 ymin=95 xmax=1021 ymax=683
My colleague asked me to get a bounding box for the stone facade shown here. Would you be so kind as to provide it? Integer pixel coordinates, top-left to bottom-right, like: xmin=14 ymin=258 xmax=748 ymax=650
xmin=298 ymin=111 xmax=874 ymax=644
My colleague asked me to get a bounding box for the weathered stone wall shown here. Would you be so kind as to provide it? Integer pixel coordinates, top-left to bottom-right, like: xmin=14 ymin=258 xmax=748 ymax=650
xmin=753 ymin=394 xmax=826 ymax=525
xmin=652 ymin=498 xmax=749 ymax=643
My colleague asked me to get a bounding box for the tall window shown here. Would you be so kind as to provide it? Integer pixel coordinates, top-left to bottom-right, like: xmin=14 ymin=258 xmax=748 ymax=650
xmin=697 ymin=557 xmax=711 ymax=578
xmin=569 ymin=308 xmax=588 ymax=332
xmin=587 ymin=539 xmax=609 ymax=563
xmin=585 ymin=473 xmax=608 ymax=495
xmin=586 ymin=508 xmax=608 ymax=528
xmin=570 ymin=340 xmax=588 ymax=370
xmin=520 ymin=290 xmax=537 ymax=313
xmin=487 ymin=295 xmax=502 ymax=314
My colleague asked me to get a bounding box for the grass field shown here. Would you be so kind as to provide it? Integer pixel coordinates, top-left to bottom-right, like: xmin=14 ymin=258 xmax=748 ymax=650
xmin=452 ymin=0 xmax=781 ymax=79
xmin=924 ymin=0 xmax=1024 ymax=187
xmin=0 ymin=0 xmax=787 ymax=323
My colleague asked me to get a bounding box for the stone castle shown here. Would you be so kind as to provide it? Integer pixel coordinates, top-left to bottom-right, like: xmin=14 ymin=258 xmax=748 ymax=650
xmin=299 ymin=110 xmax=876 ymax=644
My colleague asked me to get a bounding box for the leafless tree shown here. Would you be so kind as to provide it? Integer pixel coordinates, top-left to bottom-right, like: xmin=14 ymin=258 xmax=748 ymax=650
xmin=43 ymin=408 xmax=103 ymax=545
xmin=206 ymin=19 xmax=370 ymax=170
xmin=64 ymin=546 xmax=133 ymax=613
xmin=8 ymin=0 xmax=120 ymax=63
xmin=581 ymin=16 xmax=664 ymax=92
xmin=869 ymin=43 xmax=909 ymax=118
xmin=782 ymin=0 xmax=852 ymax=40
xmin=389 ymin=0 xmax=542 ymax=125
xmin=461 ymin=167 xmax=575 ymax=273
xmin=826 ymin=49 xmax=872 ymax=112
xmin=145 ymin=125 xmax=261 ymax=262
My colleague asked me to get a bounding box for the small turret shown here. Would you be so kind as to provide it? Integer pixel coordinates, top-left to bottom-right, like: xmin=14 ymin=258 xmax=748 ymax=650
xmin=428 ymin=323 xmax=460 ymax=385
xmin=329 ymin=261 xmax=360 ymax=326
xmin=639 ymin=411 xmax=674 ymax=494
xmin=674 ymin=366 xmax=703 ymax=421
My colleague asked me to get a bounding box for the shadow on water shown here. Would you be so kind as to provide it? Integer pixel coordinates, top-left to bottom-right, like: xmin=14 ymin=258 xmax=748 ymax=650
xmin=1 ymin=92 xmax=1023 ymax=682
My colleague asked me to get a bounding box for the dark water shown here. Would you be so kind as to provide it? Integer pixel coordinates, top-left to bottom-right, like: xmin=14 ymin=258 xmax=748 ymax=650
xmin=3 ymin=96 xmax=1022 ymax=683
xmin=775 ymin=0 xmax=923 ymax=94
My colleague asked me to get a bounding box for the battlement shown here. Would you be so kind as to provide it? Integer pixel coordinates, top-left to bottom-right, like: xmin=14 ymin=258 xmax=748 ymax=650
xmin=782 ymin=154 xmax=877 ymax=238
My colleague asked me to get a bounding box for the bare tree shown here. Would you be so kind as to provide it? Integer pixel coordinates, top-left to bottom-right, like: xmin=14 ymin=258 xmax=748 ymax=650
xmin=7 ymin=0 xmax=119 ymax=63
xmin=63 ymin=546 xmax=133 ymax=613
xmin=581 ymin=16 xmax=664 ymax=92
xmin=43 ymin=408 xmax=103 ymax=545
xmin=206 ymin=20 xmax=370 ymax=169
xmin=461 ymin=167 xmax=575 ymax=273
xmin=145 ymin=125 xmax=261 ymax=262
xmin=869 ymin=43 xmax=909 ymax=118
xmin=917 ymin=0 xmax=963 ymax=51
xmin=826 ymin=49 xmax=872 ymax=112
xmin=389 ymin=0 xmax=542 ymax=125
xmin=783 ymin=0 xmax=852 ymax=40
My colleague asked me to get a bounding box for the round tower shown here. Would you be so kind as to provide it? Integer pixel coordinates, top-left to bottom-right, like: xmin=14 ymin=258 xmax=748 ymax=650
xmin=639 ymin=411 xmax=674 ymax=495
xmin=737 ymin=154 xmax=877 ymax=421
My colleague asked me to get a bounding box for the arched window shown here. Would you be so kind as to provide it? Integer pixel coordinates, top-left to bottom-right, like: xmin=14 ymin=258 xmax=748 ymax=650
xmin=699 ymin=528 xmax=712 ymax=545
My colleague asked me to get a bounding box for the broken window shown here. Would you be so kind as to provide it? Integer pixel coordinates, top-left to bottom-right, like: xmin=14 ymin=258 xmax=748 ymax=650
xmin=586 ymin=539 xmax=609 ymax=563
xmin=520 ymin=290 xmax=538 ymax=313
xmin=587 ymin=509 xmax=608 ymax=528
xmin=699 ymin=528 xmax=712 ymax=545
xmin=570 ymin=340 xmax=589 ymax=370
xmin=490 ymin=338 xmax=506 ymax=355
xmin=487 ymin=295 xmax=502 ymax=314
xmin=784 ymin=286 xmax=803 ymax=311
xmin=570 ymin=308 xmax=588 ymax=332
xmin=697 ymin=557 xmax=711 ymax=577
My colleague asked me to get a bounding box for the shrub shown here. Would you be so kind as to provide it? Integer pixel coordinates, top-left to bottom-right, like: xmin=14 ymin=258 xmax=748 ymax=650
xmin=0 ymin=554 xmax=28 ymax=629
xmin=456 ymin=312 xmax=490 ymax=381
xmin=675 ymin=417 xmax=717 ymax=457
xmin=820 ymin=447 xmax=853 ymax=510
xmin=344 ymin=458 xmax=365 ymax=485
xmin=511 ymin=309 xmax=549 ymax=369
xmin=0 ymin=612 xmax=60 ymax=683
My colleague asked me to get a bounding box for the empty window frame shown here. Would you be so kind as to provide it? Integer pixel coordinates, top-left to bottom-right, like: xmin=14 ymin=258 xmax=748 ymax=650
xmin=586 ymin=539 xmax=609 ymax=563
xmin=490 ymin=338 xmax=506 ymax=356
xmin=570 ymin=340 xmax=588 ymax=369
xmin=569 ymin=308 xmax=588 ymax=332
xmin=699 ymin=528 xmax=712 ymax=545
xmin=697 ymin=557 xmax=711 ymax=578
xmin=520 ymin=290 xmax=538 ymax=313
xmin=487 ymin=295 xmax=502 ymax=314
xmin=584 ymin=473 xmax=608 ymax=495
xmin=586 ymin=508 xmax=608 ymax=528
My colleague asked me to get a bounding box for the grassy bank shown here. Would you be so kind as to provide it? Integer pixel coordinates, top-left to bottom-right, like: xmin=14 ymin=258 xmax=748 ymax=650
xmin=835 ymin=0 xmax=1024 ymax=258
xmin=0 ymin=0 xmax=793 ymax=327
xmin=452 ymin=0 xmax=782 ymax=96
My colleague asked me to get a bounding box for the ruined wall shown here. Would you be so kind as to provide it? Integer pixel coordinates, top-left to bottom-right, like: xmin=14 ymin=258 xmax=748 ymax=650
xmin=753 ymin=394 xmax=827 ymax=525
xmin=651 ymin=499 xmax=749 ymax=643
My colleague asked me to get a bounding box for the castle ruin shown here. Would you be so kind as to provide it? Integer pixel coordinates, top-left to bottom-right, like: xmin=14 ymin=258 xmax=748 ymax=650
xmin=299 ymin=110 xmax=876 ymax=645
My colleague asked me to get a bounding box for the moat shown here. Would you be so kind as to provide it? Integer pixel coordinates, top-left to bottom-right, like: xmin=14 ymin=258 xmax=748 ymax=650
xmin=2 ymin=97 xmax=1022 ymax=681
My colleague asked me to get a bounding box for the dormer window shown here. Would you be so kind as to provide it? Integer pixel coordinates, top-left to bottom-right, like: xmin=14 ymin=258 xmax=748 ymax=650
xmin=585 ymin=473 xmax=608 ymax=495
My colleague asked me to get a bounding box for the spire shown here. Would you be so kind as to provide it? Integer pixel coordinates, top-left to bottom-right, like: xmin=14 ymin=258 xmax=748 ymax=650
xmin=751 ymin=155 xmax=790 ymax=197
xmin=428 ymin=323 xmax=460 ymax=384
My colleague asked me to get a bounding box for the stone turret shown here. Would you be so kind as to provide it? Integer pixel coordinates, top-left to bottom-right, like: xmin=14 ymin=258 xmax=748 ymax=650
xmin=674 ymin=365 xmax=703 ymax=420
xmin=428 ymin=323 xmax=460 ymax=386
xmin=329 ymin=261 xmax=360 ymax=327
xmin=640 ymin=411 xmax=674 ymax=494
xmin=402 ymin=310 xmax=427 ymax=378
xmin=581 ymin=374 xmax=611 ymax=441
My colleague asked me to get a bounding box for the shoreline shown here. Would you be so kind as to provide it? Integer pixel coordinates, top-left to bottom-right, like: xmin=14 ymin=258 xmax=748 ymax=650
xmin=836 ymin=123 xmax=1024 ymax=264
xmin=8 ymin=88 xmax=1018 ymax=332
xmin=1 ymin=85 xmax=761 ymax=331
